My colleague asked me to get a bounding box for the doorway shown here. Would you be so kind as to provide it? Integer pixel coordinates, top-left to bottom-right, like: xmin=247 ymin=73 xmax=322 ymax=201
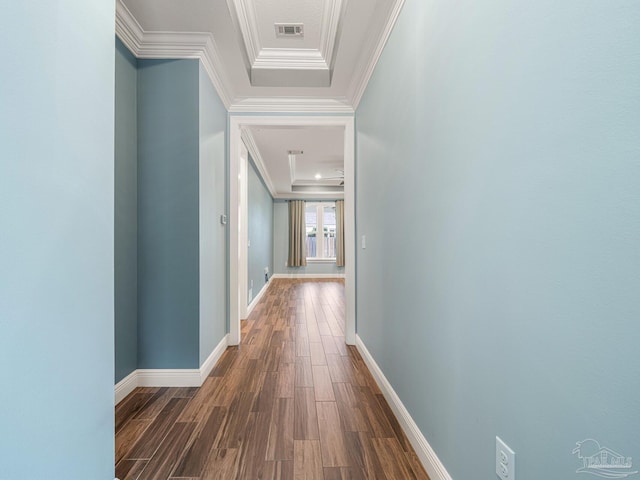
xmin=228 ymin=115 xmax=356 ymax=346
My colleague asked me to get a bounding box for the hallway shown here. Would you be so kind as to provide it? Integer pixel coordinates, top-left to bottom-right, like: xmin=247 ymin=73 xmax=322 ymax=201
xmin=115 ymin=279 xmax=429 ymax=479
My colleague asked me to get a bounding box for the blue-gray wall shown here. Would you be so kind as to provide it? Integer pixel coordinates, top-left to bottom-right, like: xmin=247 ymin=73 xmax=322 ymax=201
xmin=355 ymin=1 xmax=640 ymax=480
xmin=248 ymin=155 xmax=274 ymax=302
xmin=273 ymin=201 xmax=344 ymax=276
xmin=137 ymin=59 xmax=200 ymax=369
xmin=0 ymin=1 xmax=115 ymax=477
xmin=115 ymin=38 xmax=138 ymax=383
xmin=198 ymin=63 xmax=228 ymax=365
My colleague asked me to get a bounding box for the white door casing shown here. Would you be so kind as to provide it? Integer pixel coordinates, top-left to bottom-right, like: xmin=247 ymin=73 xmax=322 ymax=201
xmin=228 ymin=115 xmax=356 ymax=346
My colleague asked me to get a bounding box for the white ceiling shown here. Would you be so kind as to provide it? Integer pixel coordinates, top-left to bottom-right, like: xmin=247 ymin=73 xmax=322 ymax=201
xmin=116 ymin=0 xmax=403 ymax=197
xmin=244 ymin=126 xmax=345 ymax=197
xmin=117 ymin=0 xmax=404 ymax=112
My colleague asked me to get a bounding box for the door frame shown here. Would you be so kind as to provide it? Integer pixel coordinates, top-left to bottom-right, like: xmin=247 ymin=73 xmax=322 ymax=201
xmin=228 ymin=115 xmax=356 ymax=346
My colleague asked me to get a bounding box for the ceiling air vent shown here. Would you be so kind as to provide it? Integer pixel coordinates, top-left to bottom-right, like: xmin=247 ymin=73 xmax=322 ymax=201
xmin=275 ymin=23 xmax=304 ymax=37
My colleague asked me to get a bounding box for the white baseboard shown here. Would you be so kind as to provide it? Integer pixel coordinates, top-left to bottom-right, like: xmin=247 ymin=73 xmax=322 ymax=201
xmin=247 ymin=281 xmax=270 ymax=317
xmin=355 ymin=335 xmax=453 ymax=480
xmin=115 ymin=370 xmax=138 ymax=405
xmin=271 ymin=273 xmax=346 ymax=279
xmin=136 ymin=368 xmax=201 ymax=388
xmin=115 ymin=334 xmax=229 ymax=405
xmin=199 ymin=334 xmax=229 ymax=382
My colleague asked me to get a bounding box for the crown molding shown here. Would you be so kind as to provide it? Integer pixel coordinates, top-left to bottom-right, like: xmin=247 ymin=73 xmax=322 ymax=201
xmin=253 ymin=48 xmax=328 ymax=70
xmin=114 ymin=0 xmax=144 ymax=54
xmin=229 ymin=96 xmax=354 ymax=114
xmin=241 ymin=128 xmax=278 ymax=198
xmin=116 ymin=0 xmax=404 ymax=113
xmin=347 ymin=0 xmax=405 ymax=109
xmin=229 ymin=0 xmax=260 ymax=64
xmin=115 ymin=0 xmax=233 ymax=109
xmin=320 ymin=0 xmax=343 ymax=67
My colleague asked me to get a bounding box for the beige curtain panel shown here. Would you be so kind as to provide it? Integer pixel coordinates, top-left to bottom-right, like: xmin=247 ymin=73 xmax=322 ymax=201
xmin=288 ymin=200 xmax=307 ymax=267
xmin=335 ymin=200 xmax=345 ymax=267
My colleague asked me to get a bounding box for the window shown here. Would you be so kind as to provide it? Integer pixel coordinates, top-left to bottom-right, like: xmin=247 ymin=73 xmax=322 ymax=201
xmin=305 ymin=202 xmax=336 ymax=260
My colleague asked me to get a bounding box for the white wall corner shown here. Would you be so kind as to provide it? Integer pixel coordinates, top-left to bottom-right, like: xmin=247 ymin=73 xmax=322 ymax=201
xmin=355 ymin=335 xmax=453 ymax=480
xmin=200 ymin=334 xmax=230 ymax=382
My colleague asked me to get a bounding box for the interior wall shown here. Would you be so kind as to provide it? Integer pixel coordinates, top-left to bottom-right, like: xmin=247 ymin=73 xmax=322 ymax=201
xmin=355 ymin=1 xmax=640 ymax=479
xmin=273 ymin=201 xmax=344 ymax=276
xmin=115 ymin=37 xmax=138 ymax=383
xmin=198 ymin=62 xmax=228 ymax=365
xmin=247 ymin=154 xmax=274 ymax=303
xmin=137 ymin=59 xmax=200 ymax=369
xmin=0 ymin=1 xmax=116 ymax=476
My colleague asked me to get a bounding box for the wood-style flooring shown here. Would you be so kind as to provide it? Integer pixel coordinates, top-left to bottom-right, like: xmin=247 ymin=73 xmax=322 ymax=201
xmin=115 ymin=279 xmax=430 ymax=480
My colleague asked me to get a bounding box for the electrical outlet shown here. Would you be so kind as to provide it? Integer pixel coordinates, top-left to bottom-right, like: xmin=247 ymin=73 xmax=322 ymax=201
xmin=496 ymin=437 xmax=515 ymax=480
xmin=361 ymin=235 xmax=366 ymax=249
xmin=250 ymin=280 xmax=253 ymax=289
xmin=264 ymin=267 xmax=269 ymax=274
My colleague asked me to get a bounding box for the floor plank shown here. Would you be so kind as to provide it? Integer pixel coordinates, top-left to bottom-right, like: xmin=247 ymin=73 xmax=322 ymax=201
xmin=139 ymin=422 xmax=196 ymax=480
xmin=294 ymin=440 xmax=324 ymax=480
xmin=115 ymin=279 xmax=429 ymax=480
xmin=312 ymin=365 xmax=335 ymax=402
xmin=317 ymin=402 xmax=350 ymax=468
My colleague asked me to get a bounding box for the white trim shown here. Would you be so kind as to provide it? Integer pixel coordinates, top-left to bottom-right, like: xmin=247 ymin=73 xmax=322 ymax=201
xmin=274 ymin=191 xmax=344 ymax=200
xmin=229 ymin=115 xmax=356 ymax=348
xmin=136 ymin=369 xmax=202 ymax=388
xmin=239 ymin=144 xmax=249 ymax=322
xmin=229 ymin=0 xmax=342 ymax=70
xmin=114 ymin=0 xmax=144 ymax=54
xmin=342 ymin=117 xmax=355 ymax=345
xmin=348 ymin=0 xmax=405 ymax=109
xmin=306 ymin=258 xmax=338 ymax=264
xmin=241 ymin=129 xmax=277 ymax=197
xmin=355 ymin=336 xmax=453 ymax=480
xmin=115 ymin=0 xmax=401 ymax=112
xmin=319 ymin=0 xmax=344 ymax=69
xmin=115 ymin=0 xmax=233 ymax=109
xmin=229 ymin=0 xmax=260 ymax=64
xmin=228 ymin=97 xmax=354 ymax=114
xmin=199 ymin=334 xmax=229 ymax=382
xmin=115 ymin=335 xmax=229 ymax=404
xmin=114 ymin=370 xmax=138 ymax=405
xmin=247 ymin=280 xmax=270 ymax=317
xmin=272 ymin=273 xmax=345 ymax=279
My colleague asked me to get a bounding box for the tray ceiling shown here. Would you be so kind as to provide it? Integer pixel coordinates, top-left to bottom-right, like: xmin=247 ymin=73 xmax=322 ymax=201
xmin=117 ymin=0 xmax=405 ymax=112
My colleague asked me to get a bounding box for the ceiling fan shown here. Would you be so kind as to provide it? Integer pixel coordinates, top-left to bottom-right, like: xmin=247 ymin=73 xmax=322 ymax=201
xmin=323 ymin=169 xmax=344 ymax=186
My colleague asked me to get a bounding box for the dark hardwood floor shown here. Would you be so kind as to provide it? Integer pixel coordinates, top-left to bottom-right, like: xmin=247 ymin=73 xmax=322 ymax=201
xmin=115 ymin=279 xmax=430 ymax=480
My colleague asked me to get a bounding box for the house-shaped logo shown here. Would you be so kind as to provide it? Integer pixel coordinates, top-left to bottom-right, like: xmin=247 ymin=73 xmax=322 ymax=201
xmin=573 ymin=439 xmax=638 ymax=478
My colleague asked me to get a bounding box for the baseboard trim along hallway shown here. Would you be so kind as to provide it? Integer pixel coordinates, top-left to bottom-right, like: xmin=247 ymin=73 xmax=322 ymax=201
xmin=247 ymin=280 xmax=270 ymax=317
xmin=355 ymin=335 xmax=453 ymax=480
xmin=271 ymin=273 xmax=346 ymax=279
xmin=115 ymin=334 xmax=229 ymax=404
